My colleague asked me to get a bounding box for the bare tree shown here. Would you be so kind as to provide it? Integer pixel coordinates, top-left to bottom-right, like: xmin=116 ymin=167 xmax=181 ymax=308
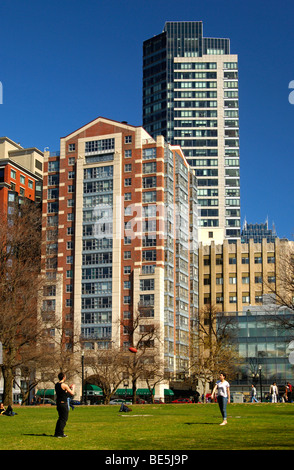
xmin=142 ymin=354 xmax=167 ymax=403
xmin=84 ymin=346 xmax=126 ymax=404
xmin=190 ymin=304 xmax=241 ymax=394
xmin=263 ymin=243 xmax=294 ymax=331
xmin=121 ymin=310 xmax=163 ymax=404
xmin=0 ymin=200 xmax=49 ymax=405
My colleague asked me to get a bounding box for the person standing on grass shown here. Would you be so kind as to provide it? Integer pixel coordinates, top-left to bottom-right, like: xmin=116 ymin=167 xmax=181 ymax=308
xmin=54 ymin=372 xmax=75 ymax=438
xmin=250 ymin=384 xmax=259 ymax=403
xmin=211 ymin=372 xmax=230 ymax=426
xmin=269 ymin=382 xmax=279 ymax=403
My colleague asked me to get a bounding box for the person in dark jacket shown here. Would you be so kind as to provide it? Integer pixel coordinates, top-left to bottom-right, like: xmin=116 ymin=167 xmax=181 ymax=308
xmin=54 ymin=372 xmax=75 ymax=438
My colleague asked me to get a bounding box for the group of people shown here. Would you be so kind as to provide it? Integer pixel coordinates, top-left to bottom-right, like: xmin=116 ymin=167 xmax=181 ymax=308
xmin=251 ymin=381 xmax=293 ymax=403
xmin=1 ymin=372 xmax=292 ymax=435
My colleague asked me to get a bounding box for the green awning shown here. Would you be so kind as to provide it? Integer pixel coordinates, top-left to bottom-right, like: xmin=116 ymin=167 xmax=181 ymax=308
xmin=164 ymin=389 xmax=174 ymax=396
xmin=36 ymin=389 xmax=55 ymax=396
xmin=85 ymin=384 xmax=103 ymax=395
xmin=137 ymin=388 xmax=155 ymax=395
xmin=116 ymin=388 xmax=133 ymax=396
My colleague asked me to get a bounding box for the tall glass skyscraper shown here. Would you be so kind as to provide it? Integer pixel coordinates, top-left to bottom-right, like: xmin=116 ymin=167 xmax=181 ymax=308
xmin=143 ymin=21 xmax=240 ymax=244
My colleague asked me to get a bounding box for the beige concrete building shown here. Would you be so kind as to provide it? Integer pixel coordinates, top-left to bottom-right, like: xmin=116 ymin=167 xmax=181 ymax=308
xmin=198 ymin=238 xmax=294 ymax=313
xmin=0 ymin=137 xmax=44 ymax=180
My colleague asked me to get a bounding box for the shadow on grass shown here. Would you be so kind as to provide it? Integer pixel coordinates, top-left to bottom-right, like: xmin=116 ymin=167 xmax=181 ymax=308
xmin=184 ymin=422 xmax=215 ymax=425
xmin=23 ymin=433 xmax=55 ymax=437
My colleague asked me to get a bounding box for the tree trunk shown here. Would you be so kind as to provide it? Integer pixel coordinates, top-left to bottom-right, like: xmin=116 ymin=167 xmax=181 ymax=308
xmin=132 ymin=378 xmax=137 ymax=405
xmin=2 ymin=366 xmax=14 ymax=406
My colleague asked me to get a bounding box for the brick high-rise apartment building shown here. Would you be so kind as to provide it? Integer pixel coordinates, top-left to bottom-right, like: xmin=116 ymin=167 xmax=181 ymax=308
xmin=143 ymin=21 xmax=240 ymax=244
xmin=42 ymin=117 xmax=198 ymax=390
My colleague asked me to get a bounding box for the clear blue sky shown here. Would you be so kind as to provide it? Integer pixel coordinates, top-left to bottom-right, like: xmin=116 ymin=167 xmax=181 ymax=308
xmin=0 ymin=0 xmax=293 ymax=240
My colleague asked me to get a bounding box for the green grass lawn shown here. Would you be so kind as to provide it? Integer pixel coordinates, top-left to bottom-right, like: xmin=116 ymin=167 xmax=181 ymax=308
xmin=1 ymin=402 xmax=294 ymax=451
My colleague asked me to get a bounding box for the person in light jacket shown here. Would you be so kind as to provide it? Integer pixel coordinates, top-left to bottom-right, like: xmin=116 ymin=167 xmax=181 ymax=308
xmin=269 ymin=382 xmax=279 ymax=403
xmin=251 ymin=384 xmax=258 ymax=403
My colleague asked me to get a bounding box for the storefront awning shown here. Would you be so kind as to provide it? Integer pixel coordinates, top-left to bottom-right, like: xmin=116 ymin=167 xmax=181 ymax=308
xmin=85 ymin=384 xmax=103 ymax=395
xmin=137 ymin=388 xmax=155 ymax=395
xmin=116 ymin=388 xmax=133 ymax=396
xmin=164 ymin=389 xmax=174 ymax=396
xmin=36 ymin=389 xmax=55 ymax=396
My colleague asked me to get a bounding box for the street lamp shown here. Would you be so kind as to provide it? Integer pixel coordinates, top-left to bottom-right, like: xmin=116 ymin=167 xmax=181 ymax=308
xmin=81 ymin=350 xmax=85 ymax=405
xmin=258 ymin=365 xmax=262 ymax=402
xmin=124 ymin=381 xmax=128 ymax=402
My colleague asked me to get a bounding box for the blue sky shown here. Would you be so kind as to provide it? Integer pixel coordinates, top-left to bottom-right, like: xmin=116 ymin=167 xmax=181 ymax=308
xmin=0 ymin=0 xmax=293 ymax=240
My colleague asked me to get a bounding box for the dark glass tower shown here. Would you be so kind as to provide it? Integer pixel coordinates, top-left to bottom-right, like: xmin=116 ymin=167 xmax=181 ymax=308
xmin=143 ymin=21 xmax=240 ymax=243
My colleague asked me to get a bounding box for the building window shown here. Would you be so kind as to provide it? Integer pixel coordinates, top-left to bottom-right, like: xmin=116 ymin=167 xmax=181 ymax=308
xmin=142 ymin=148 xmax=156 ymax=160
xmin=124 ymin=164 xmax=132 ymax=172
xmin=69 ymin=143 xmax=75 ymax=152
xmin=142 ymin=176 xmax=156 ymax=188
xmin=124 ymin=266 xmax=131 ymax=274
xmin=125 ymin=150 xmax=132 ymax=158
xmin=139 ymin=294 xmax=154 ymax=306
xmin=143 ymin=162 xmax=156 ymax=174
xmin=142 ymin=250 xmax=156 ymax=261
xmin=125 ymin=135 xmax=132 ymax=144
xmin=124 ymin=178 xmax=132 ymax=187
xmin=48 ymin=202 xmax=58 ymax=213
xmin=85 ymin=138 xmax=115 ymax=153
xmin=11 ymin=169 xmax=16 ymax=179
xmin=142 ymin=191 xmax=156 ymax=203
xmin=140 ymin=279 xmax=155 ymax=291
xmin=124 ymin=251 xmax=131 ymax=259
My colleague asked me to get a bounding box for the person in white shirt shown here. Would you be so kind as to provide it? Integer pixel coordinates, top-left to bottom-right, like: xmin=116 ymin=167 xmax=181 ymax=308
xmin=269 ymin=382 xmax=279 ymax=403
xmin=211 ymin=372 xmax=230 ymax=425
